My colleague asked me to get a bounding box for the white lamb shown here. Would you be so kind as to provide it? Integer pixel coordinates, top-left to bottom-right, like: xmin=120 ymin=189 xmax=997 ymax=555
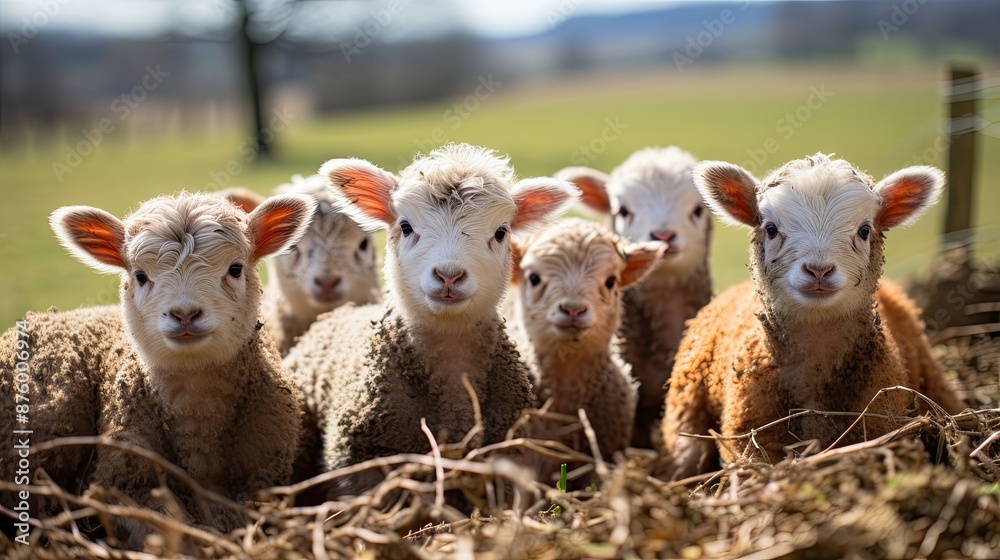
xmin=660 ymin=153 xmax=966 ymax=479
xmin=509 ymin=218 xmax=663 ymax=477
xmin=0 ymin=192 xmax=314 ymax=548
xmin=283 ymin=143 xmax=579 ymax=495
xmin=558 ymin=146 xmax=713 ymax=447
xmin=222 ymin=174 xmax=381 ymax=356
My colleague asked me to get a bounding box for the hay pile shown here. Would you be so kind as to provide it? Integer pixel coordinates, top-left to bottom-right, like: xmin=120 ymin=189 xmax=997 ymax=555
xmin=3 ymin=255 xmax=999 ymax=559
xmin=3 ymin=348 xmax=998 ymax=560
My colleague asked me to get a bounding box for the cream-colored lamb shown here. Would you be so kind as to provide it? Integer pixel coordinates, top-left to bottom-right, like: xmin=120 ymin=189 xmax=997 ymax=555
xmin=558 ymin=147 xmax=713 ymax=447
xmin=509 ymin=219 xmax=662 ymax=478
xmin=222 ymin=173 xmax=380 ymax=356
xmin=0 ymin=192 xmax=313 ymax=547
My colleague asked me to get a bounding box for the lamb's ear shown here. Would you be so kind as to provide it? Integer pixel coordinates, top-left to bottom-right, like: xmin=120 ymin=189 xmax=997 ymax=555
xmin=50 ymin=206 xmax=127 ymax=273
xmin=874 ymin=166 xmax=945 ymax=229
xmin=247 ymin=193 xmax=316 ymax=261
xmin=320 ymin=158 xmax=398 ymax=230
xmin=693 ymin=161 xmax=760 ymax=227
xmin=620 ymin=241 xmax=665 ymax=288
xmin=556 ymin=167 xmax=611 ymax=214
xmin=218 ymin=186 xmax=266 ymax=214
xmin=510 ymin=178 xmax=580 ymax=232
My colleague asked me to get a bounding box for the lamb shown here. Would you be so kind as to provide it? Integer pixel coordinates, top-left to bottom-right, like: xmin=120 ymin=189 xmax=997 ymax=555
xmin=659 ymin=153 xmax=966 ymax=479
xmin=557 ymin=146 xmax=713 ymax=447
xmin=508 ymin=218 xmax=663 ymax=477
xmin=0 ymin=192 xmax=314 ymax=547
xmin=283 ymin=143 xmax=579 ymax=495
xmin=222 ymin=173 xmax=381 ymax=356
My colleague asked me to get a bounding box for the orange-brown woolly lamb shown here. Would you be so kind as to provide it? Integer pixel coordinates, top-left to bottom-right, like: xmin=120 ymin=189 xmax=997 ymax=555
xmin=659 ymin=154 xmax=965 ymax=479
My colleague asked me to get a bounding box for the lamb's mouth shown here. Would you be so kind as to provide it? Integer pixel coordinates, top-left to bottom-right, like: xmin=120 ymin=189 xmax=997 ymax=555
xmin=311 ymin=291 xmax=343 ymax=304
xmin=428 ymin=293 xmax=468 ymax=305
xmin=554 ymin=323 xmax=589 ymax=336
xmin=799 ymin=287 xmax=839 ymax=299
xmin=165 ymin=330 xmax=212 ymax=343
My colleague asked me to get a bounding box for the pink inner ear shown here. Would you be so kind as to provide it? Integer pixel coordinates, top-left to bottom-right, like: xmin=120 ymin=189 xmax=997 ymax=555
xmin=333 ymin=170 xmax=395 ymax=224
xmin=573 ymin=177 xmax=611 ymax=213
xmin=878 ymin=178 xmax=928 ymax=229
xmin=252 ymin=203 xmax=305 ymax=260
xmin=65 ymin=215 xmax=125 ymax=269
xmin=509 ymin=242 xmax=523 ymax=285
xmin=715 ymin=175 xmax=758 ymax=226
xmin=620 ymin=245 xmax=663 ymax=287
xmin=512 ymin=188 xmax=571 ymax=230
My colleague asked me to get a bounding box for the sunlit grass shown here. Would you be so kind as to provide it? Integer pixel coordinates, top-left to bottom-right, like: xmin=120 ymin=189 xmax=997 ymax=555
xmin=1 ymin=64 xmax=997 ymax=326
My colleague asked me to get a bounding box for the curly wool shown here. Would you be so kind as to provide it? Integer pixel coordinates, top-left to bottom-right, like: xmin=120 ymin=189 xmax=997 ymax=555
xmin=285 ymin=303 xmax=533 ymax=495
xmin=0 ymin=306 xmax=301 ymax=533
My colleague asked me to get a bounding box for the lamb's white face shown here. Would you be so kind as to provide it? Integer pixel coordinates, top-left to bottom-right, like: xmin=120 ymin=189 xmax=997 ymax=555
xmin=609 ymin=172 xmax=709 ymax=274
xmin=51 ymin=193 xmax=314 ymax=368
xmin=273 ymin=204 xmax=377 ymax=313
xmin=389 ymin=176 xmax=516 ymax=322
xmin=124 ymin=200 xmax=264 ymax=366
xmin=756 ymin=167 xmax=881 ymax=319
xmin=320 ymin=144 xmax=579 ymax=330
xmin=559 ymin=147 xmax=709 ymax=277
xmin=694 ymin=154 xmax=944 ymax=324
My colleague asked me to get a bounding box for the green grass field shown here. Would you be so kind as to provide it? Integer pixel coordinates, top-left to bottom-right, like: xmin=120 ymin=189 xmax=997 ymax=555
xmin=1 ymin=63 xmax=998 ymax=327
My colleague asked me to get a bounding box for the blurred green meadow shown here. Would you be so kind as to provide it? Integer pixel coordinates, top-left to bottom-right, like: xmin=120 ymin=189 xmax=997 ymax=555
xmin=1 ymin=64 xmax=998 ymax=327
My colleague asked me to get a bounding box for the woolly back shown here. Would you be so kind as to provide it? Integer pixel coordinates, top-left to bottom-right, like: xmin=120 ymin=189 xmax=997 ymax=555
xmin=51 ymin=191 xmax=314 ymax=370
xmin=271 ymin=175 xmax=380 ymax=314
xmin=513 ymin=219 xmax=662 ymax=357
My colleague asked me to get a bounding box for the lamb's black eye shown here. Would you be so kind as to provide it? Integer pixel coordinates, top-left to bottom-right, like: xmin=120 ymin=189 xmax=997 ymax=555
xmin=494 ymin=227 xmax=507 ymax=242
xmin=400 ymin=221 xmax=413 ymax=236
xmin=618 ymin=206 xmax=631 ymax=219
xmin=765 ymin=224 xmax=778 ymax=239
xmin=359 ymin=237 xmax=369 ymax=251
xmin=228 ymin=264 xmax=243 ymax=278
xmin=858 ymin=225 xmax=871 ymax=240
xmin=135 ymin=271 xmax=148 ymax=286
xmin=693 ymin=205 xmax=704 ymax=218
xmin=528 ymin=273 xmax=541 ymax=287
xmin=605 ymin=275 xmax=616 ymax=289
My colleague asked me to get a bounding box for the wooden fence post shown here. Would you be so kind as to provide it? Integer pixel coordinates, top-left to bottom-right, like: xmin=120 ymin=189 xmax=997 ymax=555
xmin=944 ymin=67 xmax=978 ymax=248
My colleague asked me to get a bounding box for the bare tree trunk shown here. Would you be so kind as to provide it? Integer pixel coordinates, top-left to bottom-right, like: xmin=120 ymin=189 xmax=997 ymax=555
xmin=238 ymin=1 xmax=269 ymax=159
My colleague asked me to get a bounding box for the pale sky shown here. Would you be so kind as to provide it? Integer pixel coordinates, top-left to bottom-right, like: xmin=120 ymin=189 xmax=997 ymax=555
xmin=0 ymin=0 xmax=782 ymax=39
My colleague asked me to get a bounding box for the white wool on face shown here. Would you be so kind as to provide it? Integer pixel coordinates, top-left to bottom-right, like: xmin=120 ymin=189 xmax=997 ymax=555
xmin=120 ymin=194 xmax=262 ymax=369
xmin=757 ymin=159 xmax=881 ymax=322
xmin=385 ymin=146 xmax=519 ymax=330
xmin=271 ymin=175 xmax=378 ymax=313
xmin=516 ymin=220 xmax=626 ymax=351
xmin=605 ymin=147 xmax=709 ymax=275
